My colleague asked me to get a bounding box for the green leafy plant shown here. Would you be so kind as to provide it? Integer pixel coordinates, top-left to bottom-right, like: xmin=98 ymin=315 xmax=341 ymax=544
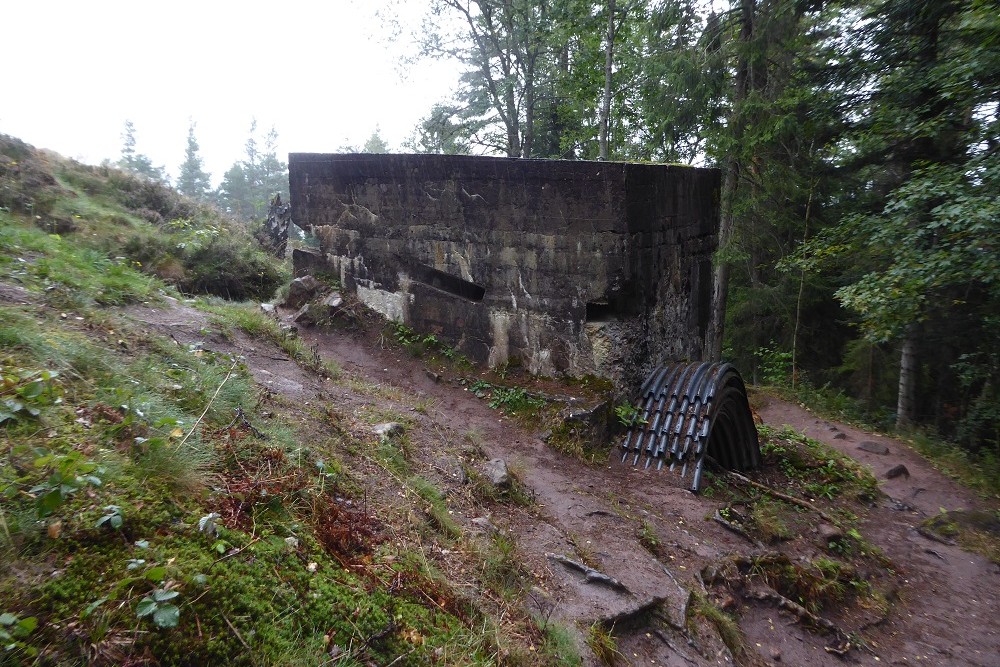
xmin=198 ymin=512 xmax=221 ymax=537
xmin=0 ymin=611 xmax=39 ymax=656
xmin=0 ymin=368 xmax=61 ymax=423
xmin=28 ymin=449 xmax=103 ymax=517
xmin=95 ymin=505 xmax=123 ymax=530
xmin=614 ymin=402 xmax=646 ymax=428
xmin=469 ymin=379 xmax=544 ymax=415
xmin=637 ymin=519 xmax=660 ymax=553
xmin=135 ymin=589 xmax=181 ymax=629
xmin=755 ymin=342 xmax=793 ymax=387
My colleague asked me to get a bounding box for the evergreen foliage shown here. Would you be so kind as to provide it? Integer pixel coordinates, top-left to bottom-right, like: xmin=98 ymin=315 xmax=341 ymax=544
xmin=176 ymin=122 xmax=212 ymax=201
xmin=415 ymin=0 xmax=1000 ymax=451
xmin=117 ymin=120 xmax=168 ymax=183
xmin=215 ymin=119 xmax=289 ymax=223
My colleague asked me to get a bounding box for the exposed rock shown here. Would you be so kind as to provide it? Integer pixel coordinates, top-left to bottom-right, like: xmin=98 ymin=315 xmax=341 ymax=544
xmin=484 ymin=458 xmax=510 ymax=487
xmin=260 ymin=303 xmax=276 ymax=314
xmin=858 ymin=440 xmax=890 ymax=455
xmin=373 ymin=422 xmax=404 ymax=440
xmin=424 ymin=369 xmax=442 ymax=383
xmin=833 ymin=432 xmax=848 ymax=440
xmin=322 ymin=291 xmax=343 ymax=308
xmin=279 ymin=322 xmax=298 ymax=338
xmin=598 ymin=596 xmax=667 ymax=630
xmin=886 ymin=464 xmax=910 ymax=479
xmin=256 ymin=193 xmax=291 ymax=257
xmin=291 ymin=303 xmax=314 ymax=326
xmin=471 ymin=516 xmax=497 ymax=533
xmin=557 ymin=400 xmax=614 ymax=447
xmin=318 ymin=292 xmax=344 ymax=320
xmin=284 ymin=275 xmax=322 ymax=309
xmin=818 ymin=523 xmax=844 ymax=545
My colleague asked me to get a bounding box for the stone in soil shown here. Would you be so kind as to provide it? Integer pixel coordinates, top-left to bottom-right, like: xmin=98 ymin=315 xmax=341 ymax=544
xmin=858 ymin=440 xmax=890 ymax=455
xmin=484 ymin=458 xmax=510 ymax=487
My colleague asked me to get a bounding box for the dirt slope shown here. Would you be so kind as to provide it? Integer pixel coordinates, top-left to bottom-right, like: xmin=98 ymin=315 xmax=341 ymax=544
xmin=125 ymin=299 xmax=999 ymax=667
xmin=756 ymin=398 xmax=1000 ymax=667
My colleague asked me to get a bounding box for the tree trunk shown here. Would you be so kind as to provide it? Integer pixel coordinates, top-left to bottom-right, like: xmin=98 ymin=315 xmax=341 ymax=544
xmin=791 ymin=180 xmax=816 ymax=388
xmin=598 ymin=0 xmax=616 ymax=161
xmin=706 ymin=160 xmax=737 ymax=361
xmin=896 ymin=325 xmax=918 ymax=429
xmin=705 ymin=0 xmax=755 ymax=362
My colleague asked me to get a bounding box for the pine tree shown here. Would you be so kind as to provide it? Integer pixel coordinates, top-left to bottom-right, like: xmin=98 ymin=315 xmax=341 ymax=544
xmin=215 ymin=120 xmax=288 ymax=223
xmin=176 ymin=122 xmax=212 ymax=201
xmin=118 ymin=120 xmax=167 ymax=183
xmin=362 ymin=127 xmax=391 ymax=154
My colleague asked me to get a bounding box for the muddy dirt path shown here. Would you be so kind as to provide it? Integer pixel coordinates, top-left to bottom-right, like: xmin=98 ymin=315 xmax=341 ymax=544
xmin=125 ymin=300 xmax=1000 ymax=667
xmin=757 ymin=398 xmax=1000 ymax=667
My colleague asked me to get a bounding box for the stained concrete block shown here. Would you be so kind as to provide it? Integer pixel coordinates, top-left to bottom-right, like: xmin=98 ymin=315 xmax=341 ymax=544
xmin=289 ymin=153 xmax=719 ymax=389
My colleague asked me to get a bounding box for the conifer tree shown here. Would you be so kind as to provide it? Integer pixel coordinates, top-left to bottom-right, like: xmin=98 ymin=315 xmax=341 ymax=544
xmin=118 ymin=120 xmax=167 ymax=183
xmin=176 ymin=122 xmax=212 ymax=201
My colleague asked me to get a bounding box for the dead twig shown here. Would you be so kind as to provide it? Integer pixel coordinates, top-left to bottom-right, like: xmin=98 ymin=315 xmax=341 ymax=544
xmin=178 ymin=356 xmax=240 ymax=449
xmin=722 ymin=469 xmax=840 ymax=525
xmin=223 ymin=406 xmax=267 ymax=439
xmin=211 ymin=535 xmax=262 ymax=569
xmin=223 ymin=614 xmax=251 ymax=650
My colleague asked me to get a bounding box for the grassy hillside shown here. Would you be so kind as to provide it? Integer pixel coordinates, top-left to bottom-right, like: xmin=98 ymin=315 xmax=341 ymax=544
xmin=0 ymin=137 xmax=559 ymax=666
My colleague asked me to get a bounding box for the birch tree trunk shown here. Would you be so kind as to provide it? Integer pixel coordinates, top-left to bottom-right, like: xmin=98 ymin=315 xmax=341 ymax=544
xmin=896 ymin=325 xmax=918 ymax=429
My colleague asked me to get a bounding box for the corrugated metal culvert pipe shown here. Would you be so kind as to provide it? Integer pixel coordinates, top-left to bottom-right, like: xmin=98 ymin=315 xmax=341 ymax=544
xmin=620 ymin=362 xmax=761 ymax=493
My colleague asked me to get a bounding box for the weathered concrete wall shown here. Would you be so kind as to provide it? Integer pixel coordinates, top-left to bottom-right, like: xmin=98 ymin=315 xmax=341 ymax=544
xmin=289 ymin=153 xmax=718 ymax=389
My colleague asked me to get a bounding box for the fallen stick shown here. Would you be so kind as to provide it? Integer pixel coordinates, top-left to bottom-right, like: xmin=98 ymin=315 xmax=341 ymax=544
xmin=721 ymin=469 xmax=839 ymax=525
xmin=178 ymin=355 xmax=240 ymax=449
xmin=546 ymin=553 xmax=630 ymax=594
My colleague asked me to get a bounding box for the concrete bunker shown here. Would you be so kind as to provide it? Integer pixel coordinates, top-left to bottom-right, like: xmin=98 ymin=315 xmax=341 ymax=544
xmin=288 ymin=153 xmax=719 ymax=391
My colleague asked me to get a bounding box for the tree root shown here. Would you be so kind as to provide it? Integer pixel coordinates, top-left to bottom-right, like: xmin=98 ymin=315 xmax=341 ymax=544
xmin=916 ymin=525 xmax=956 ymax=546
xmin=546 ymin=552 xmax=630 ymax=593
xmin=713 ymin=509 xmax=766 ymax=549
xmin=743 ymin=584 xmax=851 ymax=654
xmin=704 ymin=555 xmax=854 ymax=658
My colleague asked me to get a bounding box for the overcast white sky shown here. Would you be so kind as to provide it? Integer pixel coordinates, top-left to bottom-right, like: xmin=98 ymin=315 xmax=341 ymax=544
xmin=2 ymin=0 xmax=461 ymax=186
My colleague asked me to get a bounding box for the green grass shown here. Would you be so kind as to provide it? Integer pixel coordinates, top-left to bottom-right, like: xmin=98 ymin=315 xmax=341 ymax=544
xmin=690 ymin=591 xmax=747 ymax=660
xmin=0 ymin=213 xmax=163 ymax=309
xmin=478 ymin=532 xmax=528 ymax=600
xmin=201 ymin=299 xmax=341 ymax=379
xmin=0 ymin=135 xmax=589 ymax=665
xmin=586 ymin=623 xmax=621 ymax=665
xmin=411 ymin=475 xmax=462 ymax=539
xmin=533 ymin=618 xmax=583 ymax=666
